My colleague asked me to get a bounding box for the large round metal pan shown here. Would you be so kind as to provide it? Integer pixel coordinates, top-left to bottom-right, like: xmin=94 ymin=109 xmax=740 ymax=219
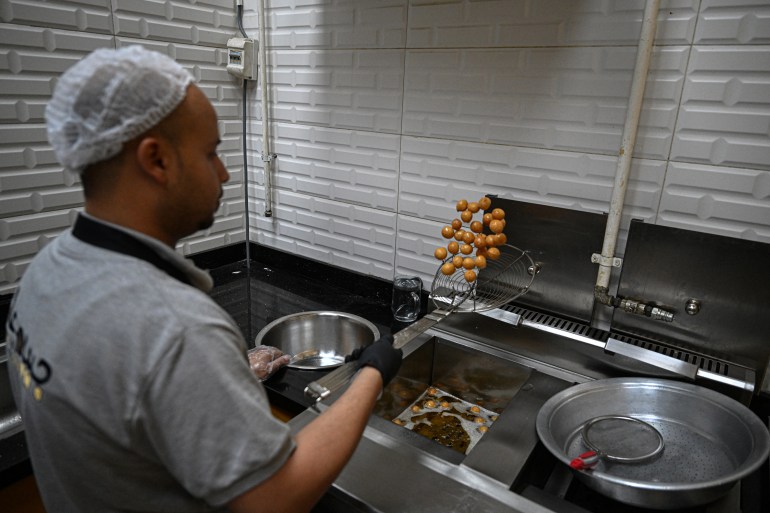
xmin=254 ymin=311 xmax=379 ymax=370
xmin=536 ymin=377 xmax=770 ymax=509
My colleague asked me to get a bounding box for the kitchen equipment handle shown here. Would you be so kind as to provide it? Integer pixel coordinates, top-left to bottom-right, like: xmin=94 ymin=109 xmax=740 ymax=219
xmin=604 ymin=337 xmax=698 ymax=380
xmin=304 ymin=361 xmax=360 ymax=405
xmin=304 ymin=308 xmax=455 ymax=405
xmin=392 ymin=308 xmax=452 ymax=349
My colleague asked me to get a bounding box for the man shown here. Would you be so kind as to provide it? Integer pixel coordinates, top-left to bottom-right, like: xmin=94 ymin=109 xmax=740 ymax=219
xmin=7 ymin=45 xmax=402 ymax=513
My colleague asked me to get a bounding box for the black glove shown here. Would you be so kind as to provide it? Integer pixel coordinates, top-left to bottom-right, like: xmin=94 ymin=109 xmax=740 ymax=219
xmin=347 ymin=334 xmax=402 ymax=386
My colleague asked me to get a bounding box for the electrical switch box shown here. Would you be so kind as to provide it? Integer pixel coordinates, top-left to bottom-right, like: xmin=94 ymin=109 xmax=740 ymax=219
xmin=226 ymin=37 xmax=257 ymax=80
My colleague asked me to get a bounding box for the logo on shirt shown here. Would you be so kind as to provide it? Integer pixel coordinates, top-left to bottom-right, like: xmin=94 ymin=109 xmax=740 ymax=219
xmin=7 ymin=308 xmax=51 ymax=401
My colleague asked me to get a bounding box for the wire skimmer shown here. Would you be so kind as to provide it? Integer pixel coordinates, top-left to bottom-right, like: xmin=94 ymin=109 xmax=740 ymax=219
xmin=430 ymin=244 xmax=535 ymax=313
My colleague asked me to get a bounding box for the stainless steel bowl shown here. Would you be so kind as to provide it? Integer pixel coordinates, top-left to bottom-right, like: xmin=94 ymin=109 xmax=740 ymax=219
xmin=536 ymin=377 xmax=770 ymax=509
xmin=254 ymin=311 xmax=380 ymax=370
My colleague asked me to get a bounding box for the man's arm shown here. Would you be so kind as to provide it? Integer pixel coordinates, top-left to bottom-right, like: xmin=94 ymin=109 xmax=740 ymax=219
xmin=228 ymin=366 xmax=383 ymax=513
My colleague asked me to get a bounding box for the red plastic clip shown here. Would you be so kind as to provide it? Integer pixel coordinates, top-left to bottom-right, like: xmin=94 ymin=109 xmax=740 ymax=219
xmin=570 ymin=450 xmax=600 ymax=470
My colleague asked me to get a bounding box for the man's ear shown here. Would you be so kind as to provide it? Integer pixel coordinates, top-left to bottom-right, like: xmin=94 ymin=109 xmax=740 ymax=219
xmin=135 ymin=136 xmax=173 ymax=186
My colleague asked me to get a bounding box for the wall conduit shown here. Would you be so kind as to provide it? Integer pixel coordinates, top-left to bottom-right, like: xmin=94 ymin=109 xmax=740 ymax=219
xmin=593 ymin=0 xmax=673 ymax=322
xmin=257 ymin=0 xmax=275 ymax=217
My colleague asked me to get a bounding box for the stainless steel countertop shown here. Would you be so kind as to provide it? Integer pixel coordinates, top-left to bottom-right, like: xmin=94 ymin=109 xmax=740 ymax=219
xmin=291 ymin=317 xmax=588 ymax=513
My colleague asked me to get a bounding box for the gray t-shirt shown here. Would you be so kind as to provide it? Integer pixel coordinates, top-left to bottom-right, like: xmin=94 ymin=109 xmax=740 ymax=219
xmin=7 ymin=217 xmax=295 ymax=512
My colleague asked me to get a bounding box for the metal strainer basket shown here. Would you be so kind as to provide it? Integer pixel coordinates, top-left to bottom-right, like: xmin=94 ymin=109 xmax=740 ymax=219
xmin=430 ymin=244 xmax=535 ymax=313
xmin=306 ymin=244 xmax=537 ymax=405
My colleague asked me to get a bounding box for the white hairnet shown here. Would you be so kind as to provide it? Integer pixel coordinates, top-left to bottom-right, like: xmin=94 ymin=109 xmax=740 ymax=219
xmin=45 ymin=46 xmax=194 ymax=174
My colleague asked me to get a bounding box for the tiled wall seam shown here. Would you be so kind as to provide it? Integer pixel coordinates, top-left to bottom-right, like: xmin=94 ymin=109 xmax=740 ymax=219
xmin=0 ymin=0 xmax=114 ymax=34
xmin=658 ymin=161 xmax=770 ymax=241
xmin=671 ymin=45 xmax=770 ymax=171
xmin=695 ymin=0 xmax=770 ymax=45
xmin=249 ymin=188 xmax=397 ymax=280
xmin=401 ymin=46 xmax=689 ymax=160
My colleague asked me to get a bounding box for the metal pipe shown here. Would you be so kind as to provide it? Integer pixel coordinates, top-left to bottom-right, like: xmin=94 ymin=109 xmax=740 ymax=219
xmin=257 ymin=0 xmax=274 ymax=217
xmin=595 ymin=0 xmax=660 ymax=293
xmin=236 ymin=1 xmax=253 ymax=340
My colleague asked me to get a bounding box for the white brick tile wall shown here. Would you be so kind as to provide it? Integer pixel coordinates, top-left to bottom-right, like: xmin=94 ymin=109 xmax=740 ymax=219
xmin=0 ymin=0 xmax=113 ymax=34
xmin=402 ymin=46 xmax=688 ymax=160
xmin=397 ymin=135 xmax=665 ymax=253
xmin=406 ymin=0 xmax=699 ymax=47
xmin=248 ymin=0 xmax=408 ymax=49
xmin=263 ymin=122 xmax=399 ymax=211
xmin=2 ymin=0 xmax=770 ymax=295
xmin=394 ymin=214 xmax=447 ymax=287
xmin=671 ymin=45 xmax=770 ymax=170
xmin=250 ymin=188 xmax=396 ymax=280
xmin=113 ymin=0 xmax=235 ymax=46
xmin=0 ymin=13 xmax=245 ymax=293
xmin=658 ymin=161 xmax=770 ymax=241
xmin=267 ymin=49 xmax=404 ymax=133
xmin=695 ymin=0 xmax=770 ymax=44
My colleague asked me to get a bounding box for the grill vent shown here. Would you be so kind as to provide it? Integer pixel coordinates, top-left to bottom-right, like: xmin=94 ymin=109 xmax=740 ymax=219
xmin=501 ymin=304 xmax=731 ymax=377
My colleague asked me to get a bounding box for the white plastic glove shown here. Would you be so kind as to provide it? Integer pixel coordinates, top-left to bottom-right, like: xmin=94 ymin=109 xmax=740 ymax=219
xmin=247 ymin=345 xmax=291 ymax=381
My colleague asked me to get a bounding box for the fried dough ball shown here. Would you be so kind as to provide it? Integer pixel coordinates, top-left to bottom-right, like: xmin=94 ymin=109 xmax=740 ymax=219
xmin=478 ymin=425 xmax=489 ymax=433
xmin=427 ymin=387 xmax=438 ymax=396
xmin=411 ymin=405 xmax=421 ymax=413
xmin=440 ymin=401 xmax=450 ymax=409
xmin=474 ymin=416 xmax=486 ymax=424
xmin=470 ymin=405 xmax=481 ymax=413
xmin=440 ymin=199 xmax=505 ymax=279
xmin=424 ymin=400 xmax=437 ymax=409
xmin=489 ymin=219 xmax=504 ymax=234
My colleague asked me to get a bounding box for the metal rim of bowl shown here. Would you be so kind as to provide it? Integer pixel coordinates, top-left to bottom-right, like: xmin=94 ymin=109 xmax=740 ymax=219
xmin=254 ymin=310 xmax=380 ymax=370
xmin=536 ymin=377 xmax=770 ymax=492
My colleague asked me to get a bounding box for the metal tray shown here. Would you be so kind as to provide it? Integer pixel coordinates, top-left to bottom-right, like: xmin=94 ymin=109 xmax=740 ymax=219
xmin=536 ymin=377 xmax=770 ymax=509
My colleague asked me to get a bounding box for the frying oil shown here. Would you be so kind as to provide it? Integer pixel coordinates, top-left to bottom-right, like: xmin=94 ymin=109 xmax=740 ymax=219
xmin=392 ymin=386 xmax=498 ymax=454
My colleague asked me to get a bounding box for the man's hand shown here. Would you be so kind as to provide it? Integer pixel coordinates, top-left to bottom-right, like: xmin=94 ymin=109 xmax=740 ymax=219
xmin=247 ymin=345 xmax=291 ymax=381
xmin=346 ymin=334 xmax=402 ymax=386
